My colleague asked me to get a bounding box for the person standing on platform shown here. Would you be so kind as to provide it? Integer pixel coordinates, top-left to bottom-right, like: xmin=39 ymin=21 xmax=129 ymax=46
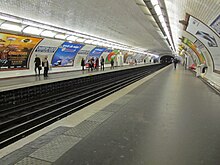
xmin=95 ymin=58 xmax=99 ymax=70
xmin=42 ymin=56 xmax=49 ymax=77
xmin=173 ymin=58 xmax=178 ymax=70
xmin=91 ymin=57 xmax=94 ymax=71
xmin=81 ymin=58 xmax=85 ymax=71
xmin=110 ymin=58 xmax=114 ymax=69
xmin=34 ymin=55 xmax=41 ymax=76
xmin=135 ymin=59 xmax=137 ymax=65
xmin=100 ymin=56 xmax=104 ymax=71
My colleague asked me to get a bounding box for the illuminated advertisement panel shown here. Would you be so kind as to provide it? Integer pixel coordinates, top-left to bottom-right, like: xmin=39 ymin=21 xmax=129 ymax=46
xmin=87 ymin=47 xmax=107 ymax=59
xmin=210 ymin=14 xmax=220 ymax=35
xmin=186 ymin=15 xmax=220 ymax=72
xmin=30 ymin=38 xmax=62 ymax=69
xmin=181 ymin=37 xmax=205 ymax=64
xmin=0 ymin=32 xmax=42 ymax=70
xmin=52 ymin=42 xmax=84 ymax=67
xmin=74 ymin=45 xmax=95 ymax=67
xmin=99 ymin=49 xmax=112 ymax=64
xmin=106 ymin=50 xmax=119 ymax=63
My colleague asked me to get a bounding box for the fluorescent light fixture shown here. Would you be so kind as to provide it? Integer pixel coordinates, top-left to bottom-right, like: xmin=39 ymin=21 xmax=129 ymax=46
xmin=22 ymin=20 xmax=42 ymax=27
xmin=92 ymin=41 xmax=99 ymax=45
xmin=76 ymin=38 xmax=86 ymax=42
xmin=53 ymin=28 xmax=68 ymax=34
xmin=67 ymin=32 xmax=82 ymax=37
xmin=154 ymin=5 xmax=162 ymax=15
xmin=22 ymin=20 xmax=55 ymax=31
xmin=103 ymin=43 xmax=111 ymax=47
xmin=150 ymin=0 xmax=158 ymax=6
xmin=66 ymin=36 xmax=78 ymax=41
xmin=84 ymin=39 xmax=93 ymax=44
xmin=0 ymin=22 xmax=23 ymax=32
xmin=89 ymin=37 xmax=103 ymax=42
xmin=164 ymin=26 xmax=169 ymax=34
xmin=161 ymin=22 xmax=167 ymax=28
xmin=75 ymin=33 xmax=89 ymax=38
xmin=40 ymin=25 xmax=56 ymax=31
xmin=41 ymin=30 xmax=57 ymax=37
xmin=55 ymin=34 xmax=69 ymax=40
xmin=96 ymin=41 xmax=104 ymax=46
xmin=23 ymin=26 xmax=44 ymax=35
xmin=0 ymin=14 xmax=22 ymax=23
xmin=158 ymin=15 xmax=165 ymax=24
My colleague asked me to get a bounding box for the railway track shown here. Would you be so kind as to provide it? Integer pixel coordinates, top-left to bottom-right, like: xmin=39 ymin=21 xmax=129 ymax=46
xmin=0 ymin=64 xmax=167 ymax=148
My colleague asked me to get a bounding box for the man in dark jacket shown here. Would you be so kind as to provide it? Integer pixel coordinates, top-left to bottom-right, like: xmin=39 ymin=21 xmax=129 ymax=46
xmin=173 ymin=58 xmax=178 ymax=69
xmin=100 ymin=56 xmax=104 ymax=71
xmin=34 ymin=55 xmax=41 ymax=76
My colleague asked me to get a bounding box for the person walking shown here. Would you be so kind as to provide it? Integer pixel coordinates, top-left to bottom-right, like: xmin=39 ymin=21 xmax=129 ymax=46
xmin=100 ymin=56 xmax=104 ymax=71
xmin=42 ymin=56 xmax=49 ymax=77
xmin=173 ymin=58 xmax=178 ymax=70
xmin=81 ymin=58 xmax=85 ymax=71
xmin=34 ymin=55 xmax=41 ymax=76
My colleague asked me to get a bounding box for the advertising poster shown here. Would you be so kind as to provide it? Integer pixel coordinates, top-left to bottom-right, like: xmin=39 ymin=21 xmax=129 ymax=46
xmin=133 ymin=53 xmax=146 ymax=62
xmin=186 ymin=15 xmax=220 ymax=72
xmin=183 ymin=43 xmax=200 ymax=65
xmin=30 ymin=38 xmax=62 ymax=69
xmin=181 ymin=37 xmax=206 ymax=64
xmin=99 ymin=49 xmax=112 ymax=64
xmin=74 ymin=45 xmax=95 ymax=67
xmin=87 ymin=47 xmax=107 ymax=60
xmin=0 ymin=32 xmax=42 ymax=70
xmin=52 ymin=42 xmax=84 ymax=67
xmin=106 ymin=50 xmax=119 ymax=64
xmin=210 ymin=14 xmax=220 ymax=35
xmin=124 ymin=51 xmax=135 ymax=63
xmin=124 ymin=52 xmax=129 ymax=63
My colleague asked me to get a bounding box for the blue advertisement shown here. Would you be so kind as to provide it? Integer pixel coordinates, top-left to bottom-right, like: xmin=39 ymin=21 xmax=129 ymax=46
xmin=88 ymin=47 xmax=107 ymax=59
xmin=104 ymin=49 xmax=113 ymax=53
xmin=52 ymin=42 xmax=84 ymax=66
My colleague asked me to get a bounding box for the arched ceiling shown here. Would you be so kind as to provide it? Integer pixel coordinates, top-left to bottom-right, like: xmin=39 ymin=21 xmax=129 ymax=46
xmin=0 ymin=0 xmax=218 ymax=56
xmin=165 ymin=0 xmax=220 ymax=50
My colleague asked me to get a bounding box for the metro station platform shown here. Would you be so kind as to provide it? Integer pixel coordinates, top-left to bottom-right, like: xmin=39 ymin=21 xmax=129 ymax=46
xmin=0 ymin=64 xmax=148 ymax=92
xmin=1 ymin=65 xmax=220 ymax=165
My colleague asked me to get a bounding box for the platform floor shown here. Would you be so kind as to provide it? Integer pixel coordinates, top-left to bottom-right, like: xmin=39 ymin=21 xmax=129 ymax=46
xmin=0 ymin=64 xmax=149 ymax=92
xmin=1 ymin=65 xmax=220 ymax=165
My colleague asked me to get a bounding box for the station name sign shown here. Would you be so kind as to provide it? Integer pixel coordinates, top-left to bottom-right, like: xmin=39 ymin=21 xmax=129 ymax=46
xmin=35 ymin=46 xmax=57 ymax=53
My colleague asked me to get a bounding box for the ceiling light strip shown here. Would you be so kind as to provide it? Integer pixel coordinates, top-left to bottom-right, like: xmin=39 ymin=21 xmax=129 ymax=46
xmin=0 ymin=12 xmax=149 ymax=54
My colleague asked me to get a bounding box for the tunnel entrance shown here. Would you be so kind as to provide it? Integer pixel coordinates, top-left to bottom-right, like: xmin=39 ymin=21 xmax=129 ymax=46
xmin=160 ymin=55 xmax=174 ymax=64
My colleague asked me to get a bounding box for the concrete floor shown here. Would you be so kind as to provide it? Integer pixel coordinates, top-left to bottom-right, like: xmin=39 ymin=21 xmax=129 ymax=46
xmin=54 ymin=66 xmax=220 ymax=165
